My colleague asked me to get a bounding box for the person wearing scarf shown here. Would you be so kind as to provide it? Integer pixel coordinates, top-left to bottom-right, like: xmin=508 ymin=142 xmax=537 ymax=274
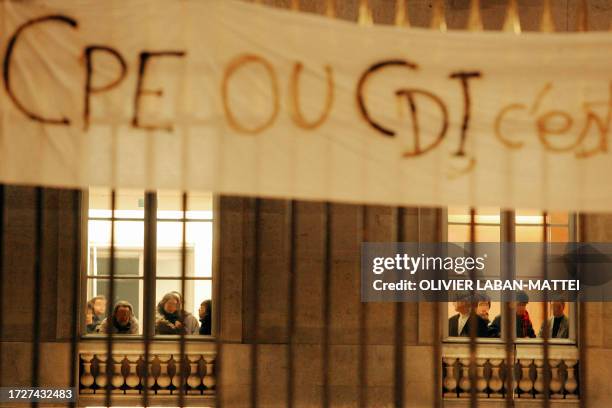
xmin=97 ymin=301 xmax=139 ymax=334
xmin=155 ymin=292 xmax=200 ymax=335
xmin=515 ymin=290 xmax=536 ymax=338
xmin=488 ymin=291 xmax=536 ymax=338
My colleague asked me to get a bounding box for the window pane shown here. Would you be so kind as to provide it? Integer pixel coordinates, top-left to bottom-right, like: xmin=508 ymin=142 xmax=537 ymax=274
xmin=155 ymin=279 xmax=212 ymax=335
xmin=88 ymin=221 xmax=144 ymax=277
xmin=448 ymin=207 xmax=500 ymax=224
xmin=548 ymin=212 xmax=569 ymax=225
xmin=475 ymin=226 xmax=500 ymax=242
xmin=157 ymin=222 xmax=213 ymax=277
xmin=157 ymin=248 xmax=195 ymax=277
xmin=89 ymin=188 xmax=145 ymax=219
xmin=516 ymin=224 xmax=572 ymax=243
xmin=447 ymin=225 xmax=500 ymax=242
xmin=516 ymin=226 xmax=544 ymax=242
xmin=515 ymin=211 xmax=544 ymax=225
xmin=549 ymin=226 xmax=569 ymax=242
xmin=89 ymin=220 xmax=145 ymax=248
xmin=86 ymin=278 xmax=143 ymax=335
xmin=157 ymin=189 xmax=214 ymax=220
xmin=93 ymin=252 xmax=141 ymax=277
xmin=448 ymin=225 xmax=469 ymax=241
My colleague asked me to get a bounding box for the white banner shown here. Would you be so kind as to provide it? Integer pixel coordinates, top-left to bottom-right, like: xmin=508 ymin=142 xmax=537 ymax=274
xmin=1 ymin=0 xmax=612 ymax=211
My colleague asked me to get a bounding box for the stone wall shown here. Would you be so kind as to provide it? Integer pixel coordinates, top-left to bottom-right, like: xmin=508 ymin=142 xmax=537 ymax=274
xmin=218 ymin=197 xmax=441 ymax=406
xmin=0 ymin=187 xmax=80 ymax=395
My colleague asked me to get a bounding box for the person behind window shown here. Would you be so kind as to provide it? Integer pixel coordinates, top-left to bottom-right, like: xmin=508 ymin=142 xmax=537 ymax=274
xmin=89 ymin=295 xmax=106 ymax=329
xmin=476 ymin=293 xmax=491 ymax=323
xmin=97 ymin=300 xmax=139 ymax=334
xmin=85 ymin=301 xmax=100 ymax=333
xmin=199 ymin=299 xmax=212 ymax=335
xmin=489 ymin=290 xmax=536 ymax=338
xmin=538 ymin=300 xmax=569 ymax=339
xmin=155 ymin=292 xmax=200 ymax=335
xmin=448 ymin=292 xmax=489 ymax=337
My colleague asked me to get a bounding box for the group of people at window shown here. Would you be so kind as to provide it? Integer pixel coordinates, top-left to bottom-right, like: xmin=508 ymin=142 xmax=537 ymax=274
xmin=85 ymin=292 xmax=212 ymax=335
xmin=448 ymin=291 xmax=569 ymax=339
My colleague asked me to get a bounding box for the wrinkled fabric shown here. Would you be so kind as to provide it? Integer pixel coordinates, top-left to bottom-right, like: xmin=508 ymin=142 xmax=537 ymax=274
xmin=2 ymin=0 xmax=612 ymax=211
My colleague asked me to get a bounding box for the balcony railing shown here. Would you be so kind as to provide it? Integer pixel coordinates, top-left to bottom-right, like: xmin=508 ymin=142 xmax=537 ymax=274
xmin=442 ymin=344 xmax=579 ymax=400
xmin=78 ymin=340 xmax=216 ymax=406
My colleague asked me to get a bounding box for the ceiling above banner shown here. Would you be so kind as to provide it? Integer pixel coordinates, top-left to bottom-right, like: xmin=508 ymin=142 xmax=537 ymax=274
xmin=0 ymin=0 xmax=611 ymax=212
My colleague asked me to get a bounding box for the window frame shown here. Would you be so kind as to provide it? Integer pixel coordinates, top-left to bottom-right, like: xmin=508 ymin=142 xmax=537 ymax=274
xmin=79 ymin=189 xmax=218 ymax=341
xmin=442 ymin=208 xmax=579 ymax=344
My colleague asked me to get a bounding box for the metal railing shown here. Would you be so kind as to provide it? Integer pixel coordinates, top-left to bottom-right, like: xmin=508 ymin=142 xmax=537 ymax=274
xmin=0 ymin=1 xmax=596 ymax=407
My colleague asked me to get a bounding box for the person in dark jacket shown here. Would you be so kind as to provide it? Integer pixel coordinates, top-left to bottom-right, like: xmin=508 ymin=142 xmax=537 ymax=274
xmin=448 ymin=292 xmax=489 ymax=337
xmin=475 ymin=293 xmax=492 ymax=322
xmin=97 ymin=301 xmax=139 ymax=334
xmin=155 ymin=292 xmax=200 ymax=335
xmin=199 ymin=300 xmax=212 ymax=335
xmin=489 ymin=291 xmax=536 ymax=338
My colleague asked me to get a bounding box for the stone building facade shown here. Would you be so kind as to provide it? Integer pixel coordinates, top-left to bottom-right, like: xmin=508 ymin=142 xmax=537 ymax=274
xmin=2 ymin=1 xmax=612 ymax=407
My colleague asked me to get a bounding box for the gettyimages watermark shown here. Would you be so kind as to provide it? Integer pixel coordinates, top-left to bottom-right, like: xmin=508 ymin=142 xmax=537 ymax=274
xmin=361 ymin=242 xmax=612 ymax=302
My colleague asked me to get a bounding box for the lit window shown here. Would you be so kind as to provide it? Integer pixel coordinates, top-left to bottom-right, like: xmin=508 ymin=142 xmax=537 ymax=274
xmin=445 ymin=207 xmax=576 ymax=343
xmin=84 ymin=188 xmax=214 ymax=337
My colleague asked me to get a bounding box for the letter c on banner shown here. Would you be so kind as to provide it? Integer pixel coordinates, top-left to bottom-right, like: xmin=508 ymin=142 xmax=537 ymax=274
xmin=356 ymin=59 xmax=418 ymax=137
xmin=222 ymin=54 xmax=279 ymax=134
xmin=494 ymin=103 xmax=526 ymax=149
xmin=3 ymin=15 xmax=78 ymax=125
